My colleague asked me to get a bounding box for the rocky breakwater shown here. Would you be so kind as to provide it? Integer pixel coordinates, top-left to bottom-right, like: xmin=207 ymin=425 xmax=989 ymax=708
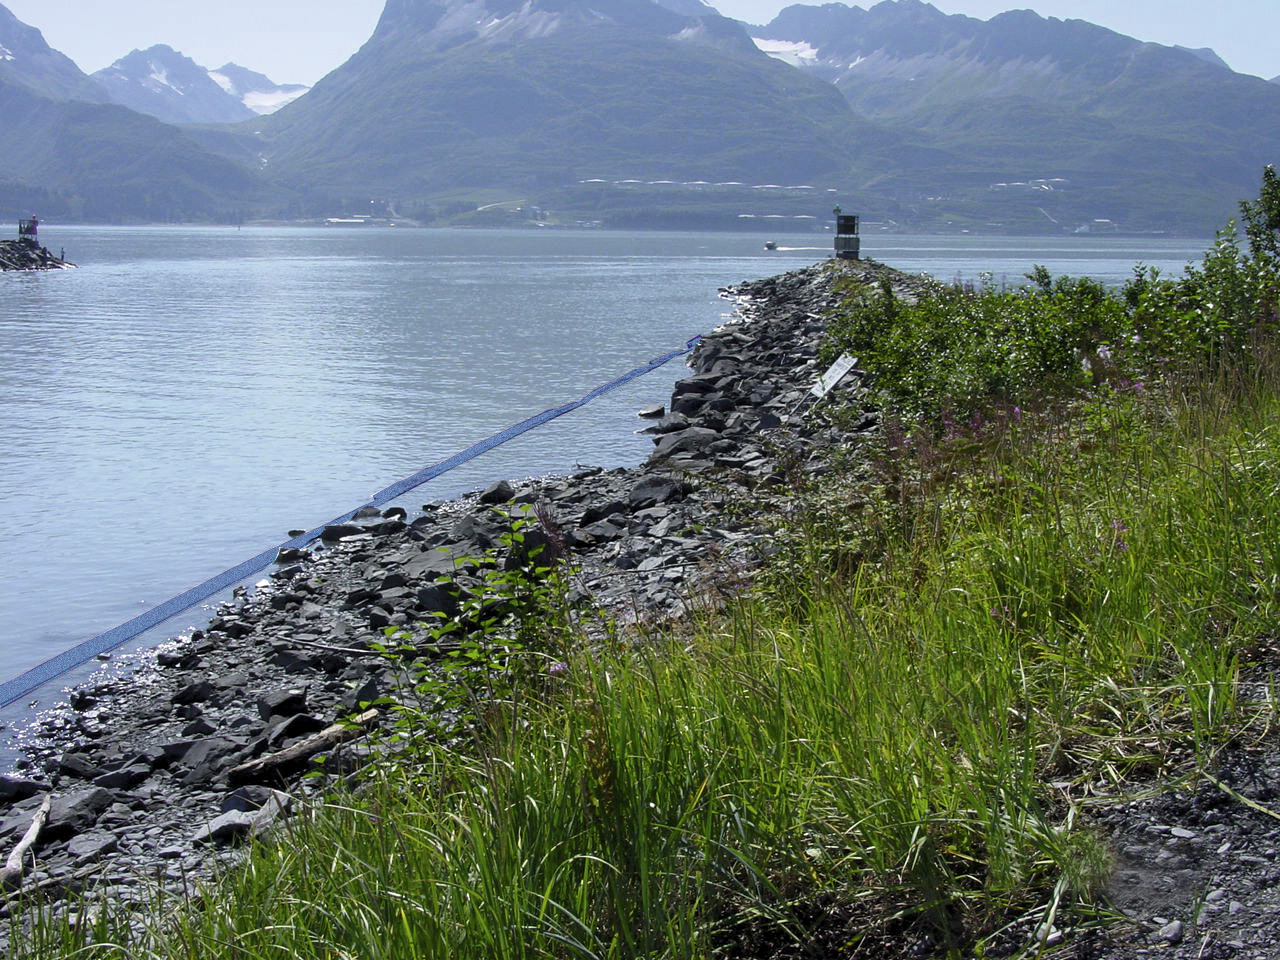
xmin=0 ymin=239 xmax=71 ymax=271
xmin=0 ymin=258 xmax=920 ymax=930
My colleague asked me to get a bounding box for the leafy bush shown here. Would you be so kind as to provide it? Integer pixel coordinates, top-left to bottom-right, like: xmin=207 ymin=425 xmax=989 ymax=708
xmin=827 ymin=167 xmax=1280 ymax=421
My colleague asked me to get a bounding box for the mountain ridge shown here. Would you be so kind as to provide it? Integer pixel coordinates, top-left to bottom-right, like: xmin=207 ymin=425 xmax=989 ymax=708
xmin=0 ymin=0 xmax=1276 ymax=233
xmin=749 ymin=0 xmax=1280 ymax=232
xmin=256 ymin=0 xmax=904 ymax=204
xmin=0 ymin=2 xmax=106 ymax=102
xmin=92 ymin=45 xmax=310 ymax=124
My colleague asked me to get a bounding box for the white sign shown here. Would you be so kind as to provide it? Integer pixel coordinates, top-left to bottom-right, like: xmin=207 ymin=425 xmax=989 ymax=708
xmin=810 ymin=354 xmax=858 ymax=398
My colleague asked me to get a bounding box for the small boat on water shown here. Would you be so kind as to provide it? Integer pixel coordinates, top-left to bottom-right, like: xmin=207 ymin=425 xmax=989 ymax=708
xmin=763 ymin=240 xmax=777 ymax=251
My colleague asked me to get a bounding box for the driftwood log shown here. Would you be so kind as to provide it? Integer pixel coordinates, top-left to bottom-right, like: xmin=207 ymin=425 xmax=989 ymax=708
xmin=227 ymin=708 xmax=380 ymax=787
xmin=1 ymin=794 xmax=53 ymax=889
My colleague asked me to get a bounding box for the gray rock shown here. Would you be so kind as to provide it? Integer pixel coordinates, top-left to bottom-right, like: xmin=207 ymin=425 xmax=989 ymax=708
xmin=415 ymin=583 xmax=461 ymax=618
xmin=451 ymin=513 xmax=501 ymax=548
xmin=581 ymin=500 xmax=627 ymax=525
xmin=258 ymin=689 xmax=307 ymax=721
xmin=172 ymin=680 xmax=216 ymax=705
xmin=193 ymin=810 xmax=255 ymax=846
xmin=581 ymin=519 xmax=625 ymax=542
xmin=181 ymin=718 xmax=217 ymax=737
xmin=653 ymin=427 xmax=720 ymax=459
xmin=320 ymin=523 xmax=366 ymax=541
xmin=222 ymin=785 xmax=281 ymax=813
xmin=264 ymin=713 xmax=328 ymax=746
xmin=93 ymin=765 xmax=151 ymax=791
xmin=479 ymin=480 xmax=516 ymax=504
xmin=1157 ymin=919 xmax=1184 ymax=944
xmin=57 ymin=753 xmax=106 ymax=781
xmin=46 ymin=787 xmax=115 ymax=839
xmin=637 ymin=404 xmax=664 ymax=419
xmin=0 ymin=775 xmax=45 ymax=802
xmin=402 ymin=547 xmax=471 ymax=581
xmin=66 ymin=831 xmax=119 ymax=862
xmin=629 ymin=476 xmax=686 ymax=509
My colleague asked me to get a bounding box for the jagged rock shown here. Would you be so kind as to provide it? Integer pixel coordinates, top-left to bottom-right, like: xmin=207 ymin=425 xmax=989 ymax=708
xmin=320 ymin=523 xmax=366 ymax=541
xmin=46 ymin=787 xmax=116 ymax=840
xmin=172 ymin=680 xmax=216 ymax=705
xmin=57 ymin=753 xmax=106 ymax=781
xmin=258 ymin=689 xmax=307 ymax=721
xmin=0 ymin=775 xmax=44 ymax=803
xmin=263 ymin=713 xmax=328 ymax=747
xmin=479 ymin=480 xmax=516 ymax=504
xmin=581 ymin=500 xmax=627 ymax=525
xmin=67 ymin=831 xmax=119 ymax=862
xmin=629 ymin=476 xmax=687 ymax=509
xmin=192 ymin=810 xmax=255 ymax=845
xmin=653 ymin=427 xmax=721 ymax=459
xmin=93 ymin=765 xmax=151 ymax=791
xmin=451 ymin=513 xmax=502 ymax=548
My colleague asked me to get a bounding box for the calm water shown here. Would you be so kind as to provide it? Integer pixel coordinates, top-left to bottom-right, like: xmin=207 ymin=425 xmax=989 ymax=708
xmin=0 ymin=226 xmax=1208 ymax=722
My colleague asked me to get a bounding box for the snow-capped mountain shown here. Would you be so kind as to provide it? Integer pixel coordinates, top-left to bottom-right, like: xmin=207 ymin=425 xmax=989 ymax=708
xmin=0 ymin=1 xmax=107 ymax=101
xmin=260 ymin=0 xmax=879 ymax=198
xmin=93 ymin=45 xmax=255 ymax=123
xmin=92 ymin=45 xmax=308 ymax=124
xmin=208 ymin=63 xmax=309 ymax=116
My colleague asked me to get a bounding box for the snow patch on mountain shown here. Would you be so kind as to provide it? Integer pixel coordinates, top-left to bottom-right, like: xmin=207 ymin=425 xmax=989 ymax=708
xmin=477 ymin=7 xmax=566 ymax=42
xmin=209 ymin=71 xmax=235 ymax=95
xmin=241 ymin=87 xmax=307 ymax=113
xmin=207 ymin=65 xmax=308 ymax=115
xmin=145 ymin=64 xmax=183 ymax=95
xmin=752 ymin=37 xmax=819 ymax=67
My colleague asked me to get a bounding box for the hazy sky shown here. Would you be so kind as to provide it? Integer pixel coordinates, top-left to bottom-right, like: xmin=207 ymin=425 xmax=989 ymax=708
xmin=3 ymin=0 xmax=1277 ymax=85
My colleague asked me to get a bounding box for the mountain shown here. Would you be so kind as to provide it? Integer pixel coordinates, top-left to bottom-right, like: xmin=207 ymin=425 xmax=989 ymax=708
xmin=0 ymin=2 xmax=106 ymax=101
xmin=208 ymin=63 xmax=308 ymax=116
xmin=1175 ymin=45 xmax=1229 ymax=71
xmin=0 ymin=75 xmax=270 ymax=221
xmin=256 ymin=0 xmax=908 ymax=212
xmin=92 ymin=47 xmax=309 ymax=124
xmin=92 ymin=45 xmax=258 ymax=124
xmin=750 ymin=0 xmax=1280 ymax=232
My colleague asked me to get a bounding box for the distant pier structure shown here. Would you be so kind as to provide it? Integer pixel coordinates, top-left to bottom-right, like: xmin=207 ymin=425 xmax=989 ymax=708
xmin=832 ymin=206 xmax=860 ymax=260
xmin=17 ymin=217 xmax=39 ymax=245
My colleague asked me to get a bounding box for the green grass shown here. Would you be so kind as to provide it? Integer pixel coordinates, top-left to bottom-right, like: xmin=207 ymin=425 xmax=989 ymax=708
xmin=17 ymin=344 xmax=1280 ymax=960
xmin=12 ymin=174 xmax=1280 ymax=959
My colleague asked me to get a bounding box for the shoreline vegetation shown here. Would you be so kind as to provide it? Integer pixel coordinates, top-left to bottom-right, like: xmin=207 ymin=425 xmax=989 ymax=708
xmin=5 ymin=168 xmax=1280 ymax=958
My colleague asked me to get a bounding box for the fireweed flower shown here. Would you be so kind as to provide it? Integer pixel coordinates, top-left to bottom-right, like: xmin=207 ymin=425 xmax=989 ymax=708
xmin=1110 ymin=519 xmax=1130 ymax=553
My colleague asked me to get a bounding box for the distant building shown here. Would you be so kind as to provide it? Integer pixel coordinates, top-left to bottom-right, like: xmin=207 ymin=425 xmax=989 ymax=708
xmin=17 ymin=217 xmax=38 ymax=244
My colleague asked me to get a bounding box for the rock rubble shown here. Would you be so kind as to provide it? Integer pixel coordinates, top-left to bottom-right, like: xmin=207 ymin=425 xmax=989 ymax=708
xmin=0 ymin=239 xmax=72 ymax=271
xmin=0 ymin=258 xmax=902 ymax=939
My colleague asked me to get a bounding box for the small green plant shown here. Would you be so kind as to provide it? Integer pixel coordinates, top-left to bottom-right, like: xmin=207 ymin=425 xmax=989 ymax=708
xmin=370 ymin=512 xmax=575 ymax=755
